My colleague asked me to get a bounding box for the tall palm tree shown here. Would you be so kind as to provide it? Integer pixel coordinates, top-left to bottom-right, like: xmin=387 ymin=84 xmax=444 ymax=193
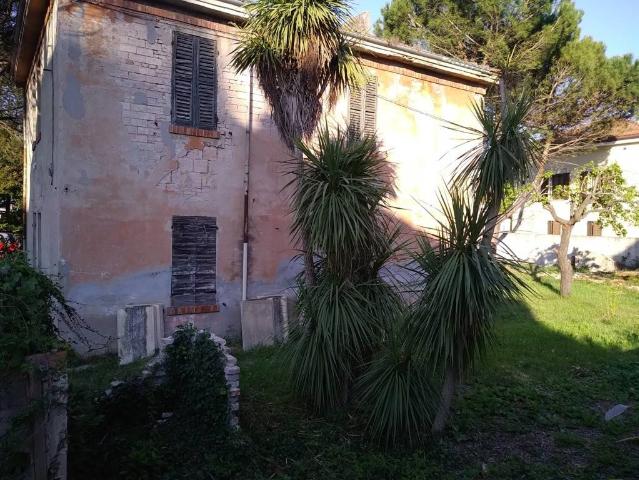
xmin=231 ymin=0 xmax=364 ymax=284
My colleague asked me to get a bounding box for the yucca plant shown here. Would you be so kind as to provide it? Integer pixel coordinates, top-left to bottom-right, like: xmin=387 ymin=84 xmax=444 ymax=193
xmin=409 ymin=190 xmax=528 ymax=435
xmin=356 ymin=314 xmax=436 ymax=446
xmin=287 ymin=126 xmax=402 ymax=412
xmin=453 ymin=92 xmax=541 ymax=246
xmin=232 ymin=0 xmax=364 ymax=284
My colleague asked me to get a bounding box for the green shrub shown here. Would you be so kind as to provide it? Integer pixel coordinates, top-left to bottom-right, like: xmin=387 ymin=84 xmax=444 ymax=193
xmin=70 ymin=324 xmax=239 ymax=480
xmin=0 ymin=253 xmax=91 ymax=372
xmin=164 ymin=324 xmax=229 ymax=430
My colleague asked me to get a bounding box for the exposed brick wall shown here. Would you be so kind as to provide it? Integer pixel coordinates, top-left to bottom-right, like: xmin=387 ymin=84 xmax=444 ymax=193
xmin=42 ymin=0 xmax=488 ymax=346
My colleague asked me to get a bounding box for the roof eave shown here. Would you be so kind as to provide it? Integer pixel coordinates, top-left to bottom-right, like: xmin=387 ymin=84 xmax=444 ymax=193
xmin=350 ymin=33 xmax=498 ymax=87
xmin=13 ymin=0 xmax=51 ymax=85
xmin=162 ymin=0 xmax=497 ymax=86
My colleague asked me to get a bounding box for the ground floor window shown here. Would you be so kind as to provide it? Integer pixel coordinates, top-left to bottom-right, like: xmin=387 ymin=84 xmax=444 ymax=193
xmin=171 ymin=216 xmax=217 ymax=307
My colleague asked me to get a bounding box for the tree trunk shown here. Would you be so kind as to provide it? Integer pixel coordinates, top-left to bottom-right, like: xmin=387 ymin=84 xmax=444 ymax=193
xmin=294 ymin=146 xmax=316 ymax=286
xmin=482 ymin=201 xmax=500 ymax=251
xmin=432 ymin=364 xmax=459 ymax=436
xmin=557 ymin=223 xmax=574 ymax=297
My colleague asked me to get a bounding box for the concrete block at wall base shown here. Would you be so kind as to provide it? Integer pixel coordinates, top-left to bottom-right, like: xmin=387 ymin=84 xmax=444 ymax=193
xmin=240 ymin=296 xmax=288 ymax=350
xmin=117 ymin=304 xmax=165 ymax=365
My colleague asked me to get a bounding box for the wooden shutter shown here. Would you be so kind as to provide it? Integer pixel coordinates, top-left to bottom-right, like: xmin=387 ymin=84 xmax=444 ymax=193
xmin=587 ymin=221 xmax=602 ymax=237
xmin=547 ymin=221 xmax=561 ymax=235
xmin=172 ymin=32 xmax=195 ymax=126
xmin=363 ymin=76 xmax=377 ymax=137
xmin=196 ymin=37 xmax=217 ymax=130
xmin=172 ymin=32 xmax=217 ymax=129
xmin=348 ymin=85 xmax=363 ymax=137
xmin=171 ymin=216 xmax=217 ymax=307
xmin=349 ymin=74 xmax=377 ymax=137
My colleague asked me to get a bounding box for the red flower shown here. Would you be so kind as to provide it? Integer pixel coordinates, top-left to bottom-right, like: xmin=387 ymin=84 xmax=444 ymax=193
xmin=8 ymin=243 xmax=16 ymax=253
xmin=0 ymin=242 xmax=4 ymax=251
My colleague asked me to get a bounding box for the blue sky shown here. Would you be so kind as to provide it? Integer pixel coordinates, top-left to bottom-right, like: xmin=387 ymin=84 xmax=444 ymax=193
xmin=354 ymin=0 xmax=639 ymax=58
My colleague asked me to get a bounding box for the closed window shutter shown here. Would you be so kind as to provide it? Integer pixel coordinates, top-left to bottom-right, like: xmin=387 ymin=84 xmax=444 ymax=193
xmin=172 ymin=32 xmax=217 ymax=129
xmin=172 ymin=33 xmax=195 ymax=126
xmin=363 ymin=76 xmax=377 ymax=137
xmin=196 ymin=37 xmax=217 ymax=130
xmin=171 ymin=216 xmax=217 ymax=307
xmin=587 ymin=221 xmax=602 ymax=237
xmin=348 ymin=86 xmax=363 ymax=137
xmin=547 ymin=221 xmax=561 ymax=235
xmin=349 ymin=74 xmax=377 ymax=137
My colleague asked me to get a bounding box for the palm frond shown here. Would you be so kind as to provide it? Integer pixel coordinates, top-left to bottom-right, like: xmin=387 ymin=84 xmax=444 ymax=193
xmin=231 ymin=0 xmax=364 ymax=148
xmin=356 ymin=315 xmax=437 ymax=446
xmin=288 ymin=125 xmax=396 ymax=279
xmin=453 ymin=91 xmax=541 ymax=206
xmin=288 ymin=273 xmax=392 ymax=412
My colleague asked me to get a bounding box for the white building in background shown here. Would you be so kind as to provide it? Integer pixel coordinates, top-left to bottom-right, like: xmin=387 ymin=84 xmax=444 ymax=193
xmin=499 ymin=122 xmax=639 ymax=271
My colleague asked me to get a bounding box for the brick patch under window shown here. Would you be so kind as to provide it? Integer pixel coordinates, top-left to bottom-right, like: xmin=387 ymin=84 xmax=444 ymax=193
xmin=166 ymin=304 xmax=220 ymax=316
xmin=169 ymin=124 xmax=220 ymax=138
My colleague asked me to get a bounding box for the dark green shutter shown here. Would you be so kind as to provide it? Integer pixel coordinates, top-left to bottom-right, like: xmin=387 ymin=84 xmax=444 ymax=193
xmin=172 ymin=32 xmax=195 ymax=126
xmin=196 ymin=37 xmax=217 ymax=130
xmin=171 ymin=216 xmax=217 ymax=306
xmin=172 ymin=32 xmax=217 ymax=129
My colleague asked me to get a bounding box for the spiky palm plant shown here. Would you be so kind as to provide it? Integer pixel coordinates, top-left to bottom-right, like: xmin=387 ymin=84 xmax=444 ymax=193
xmin=231 ymin=0 xmax=363 ymax=149
xmin=287 ymin=126 xmax=401 ymax=412
xmin=356 ymin=314 xmax=436 ymax=446
xmin=231 ymin=0 xmax=364 ymax=283
xmin=410 ymin=190 xmax=528 ymax=435
xmin=453 ymin=92 xmax=541 ymax=246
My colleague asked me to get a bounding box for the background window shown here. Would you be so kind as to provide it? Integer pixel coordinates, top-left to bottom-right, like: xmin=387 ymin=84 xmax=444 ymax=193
xmin=547 ymin=220 xmax=561 ymax=235
xmin=171 ymin=216 xmax=217 ymax=307
xmin=587 ymin=221 xmax=602 ymax=237
xmin=172 ymin=32 xmax=218 ymax=130
xmin=551 ymin=172 xmax=570 ymax=198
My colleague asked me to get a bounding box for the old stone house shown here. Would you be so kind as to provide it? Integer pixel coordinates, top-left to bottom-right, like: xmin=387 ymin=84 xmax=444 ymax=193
xmin=13 ymin=0 xmax=496 ymax=350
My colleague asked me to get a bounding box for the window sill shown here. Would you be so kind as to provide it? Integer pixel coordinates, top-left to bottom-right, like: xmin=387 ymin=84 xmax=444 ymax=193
xmin=169 ymin=124 xmax=220 ymax=139
xmin=166 ymin=304 xmax=220 ymax=316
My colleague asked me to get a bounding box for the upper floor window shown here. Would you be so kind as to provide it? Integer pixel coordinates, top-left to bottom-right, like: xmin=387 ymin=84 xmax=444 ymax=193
xmin=172 ymin=32 xmax=218 ymax=131
xmin=541 ymin=172 xmax=570 ymax=198
xmin=349 ymin=75 xmax=377 ymax=138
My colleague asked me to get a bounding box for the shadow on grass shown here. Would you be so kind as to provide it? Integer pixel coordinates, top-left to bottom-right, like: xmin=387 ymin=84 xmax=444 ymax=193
xmin=232 ymin=288 xmax=639 ymax=479
xmin=66 ymin=281 xmax=639 ymax=480
xmin=526 ymin=263 xmax=561 ymax=295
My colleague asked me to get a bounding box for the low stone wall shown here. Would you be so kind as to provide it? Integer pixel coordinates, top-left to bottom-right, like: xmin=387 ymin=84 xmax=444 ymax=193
xmin=0 ymin=353 xmax=68 ymax=480
xmin=154 ymin=332 xmax=240 ymax=429
xmin=211 ymin=334 xmax=240 ymax=429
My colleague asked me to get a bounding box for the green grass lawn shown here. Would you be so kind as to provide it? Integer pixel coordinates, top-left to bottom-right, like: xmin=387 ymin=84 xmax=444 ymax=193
xmin=68 ymin=274 xmax=639 ymax=479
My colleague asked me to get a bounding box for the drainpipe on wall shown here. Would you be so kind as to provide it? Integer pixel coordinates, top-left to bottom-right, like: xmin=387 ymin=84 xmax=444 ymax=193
xmin=242 ymin=68 xmax=254 ymax=301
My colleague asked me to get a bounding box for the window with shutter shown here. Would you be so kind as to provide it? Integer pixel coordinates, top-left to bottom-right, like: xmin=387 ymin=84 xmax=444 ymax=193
xmin=587 ymin=221 xmax=602 ymax=237
xmin=547 ymin=220 xmax=561 ymax=235
xmin=172 ymin=32 xmax=217 ymax=130
xmin=171 ymin=216 xmax=217 ymax=307
xmin=349 ymin=74 xmax=377 ymax=137
xmin=550 ymin=172 xmax=570 ymax=198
